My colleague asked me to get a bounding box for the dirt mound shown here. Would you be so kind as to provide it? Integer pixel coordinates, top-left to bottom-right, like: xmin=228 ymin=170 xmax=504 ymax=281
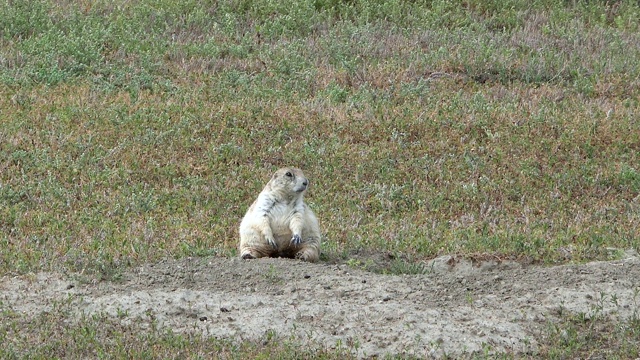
xmin=2 ymin=251 xmax=639 ymax=358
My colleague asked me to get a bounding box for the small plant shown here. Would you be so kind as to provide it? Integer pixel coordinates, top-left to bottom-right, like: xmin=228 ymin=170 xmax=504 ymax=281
xmin=465 ymin=291 xmax=474 ymax=306
xmin=264 ymin=264 xmax=283 ymax=284
xmin=116 ymin=307 xmax=129 ymax=319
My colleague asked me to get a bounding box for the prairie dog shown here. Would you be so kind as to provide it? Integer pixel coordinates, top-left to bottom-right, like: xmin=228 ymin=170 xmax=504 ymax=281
xmin=239 ymin=167 xmax=321 ymax=262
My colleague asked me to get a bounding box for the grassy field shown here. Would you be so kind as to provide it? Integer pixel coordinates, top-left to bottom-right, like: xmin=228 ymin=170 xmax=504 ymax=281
xmin=1 ymin=0 xmax=639 ymax=357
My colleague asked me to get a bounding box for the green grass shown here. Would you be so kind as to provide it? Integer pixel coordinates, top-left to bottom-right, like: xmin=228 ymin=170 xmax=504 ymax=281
xmin=1 ymin=0 xmax=639 ymax=357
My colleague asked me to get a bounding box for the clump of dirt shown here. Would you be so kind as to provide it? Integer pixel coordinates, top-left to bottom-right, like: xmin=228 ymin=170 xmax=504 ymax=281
xmin=1 ymin=251 xmax=639 ymax=358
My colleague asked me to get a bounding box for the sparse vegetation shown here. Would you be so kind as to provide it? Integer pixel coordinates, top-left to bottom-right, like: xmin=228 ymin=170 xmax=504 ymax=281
xmin=540 ymin=290 xmax=640 ymax=359
xmin=0 ymin=300 xmax=358 ymax=359
xmin=1 ymin=0 xmax=639 ymax=357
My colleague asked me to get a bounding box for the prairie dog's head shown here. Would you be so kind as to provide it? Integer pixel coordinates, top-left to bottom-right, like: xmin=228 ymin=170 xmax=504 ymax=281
xmin=269 ymin=167 xmax=309 ymax=194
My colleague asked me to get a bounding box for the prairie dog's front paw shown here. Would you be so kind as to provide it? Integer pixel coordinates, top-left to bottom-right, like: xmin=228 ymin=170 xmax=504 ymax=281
xmin=291 ymin=234 xmax=302 ymax=246
xmin=266 ymin=237 xmax=278 ymax=249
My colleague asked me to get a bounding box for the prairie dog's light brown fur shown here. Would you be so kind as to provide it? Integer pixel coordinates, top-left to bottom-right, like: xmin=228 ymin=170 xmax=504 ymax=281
xmin=239 ymin=167 xmax=321 ymax=262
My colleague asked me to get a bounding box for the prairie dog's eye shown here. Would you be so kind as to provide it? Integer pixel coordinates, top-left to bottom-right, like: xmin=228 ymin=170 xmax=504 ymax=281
xmin=285 ymin=171 xmax=293 ymax=177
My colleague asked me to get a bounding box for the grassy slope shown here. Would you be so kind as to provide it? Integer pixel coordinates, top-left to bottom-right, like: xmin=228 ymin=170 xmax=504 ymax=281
xmin=0 ymin=0 xmax=639 ymax=357
xmin=1 ymin=0 xmax=638 ymax=274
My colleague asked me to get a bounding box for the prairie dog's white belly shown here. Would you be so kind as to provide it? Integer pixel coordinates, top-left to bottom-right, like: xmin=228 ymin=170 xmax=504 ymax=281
xmin=268 ymin=203 xmax=296 ymax=237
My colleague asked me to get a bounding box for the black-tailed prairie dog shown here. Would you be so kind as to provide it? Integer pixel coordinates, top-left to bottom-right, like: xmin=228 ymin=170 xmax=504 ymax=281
xmin=239 ymin=167 xmax=321 ymax=262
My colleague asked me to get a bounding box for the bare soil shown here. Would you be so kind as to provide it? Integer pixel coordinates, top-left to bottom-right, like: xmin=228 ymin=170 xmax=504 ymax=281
xmin=2 ymin=251 xmax=639 ymax=358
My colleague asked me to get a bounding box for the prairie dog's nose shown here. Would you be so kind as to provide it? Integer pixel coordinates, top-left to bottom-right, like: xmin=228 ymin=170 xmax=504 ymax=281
xmin=302 ymin=179 xmax=309 ymax=187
